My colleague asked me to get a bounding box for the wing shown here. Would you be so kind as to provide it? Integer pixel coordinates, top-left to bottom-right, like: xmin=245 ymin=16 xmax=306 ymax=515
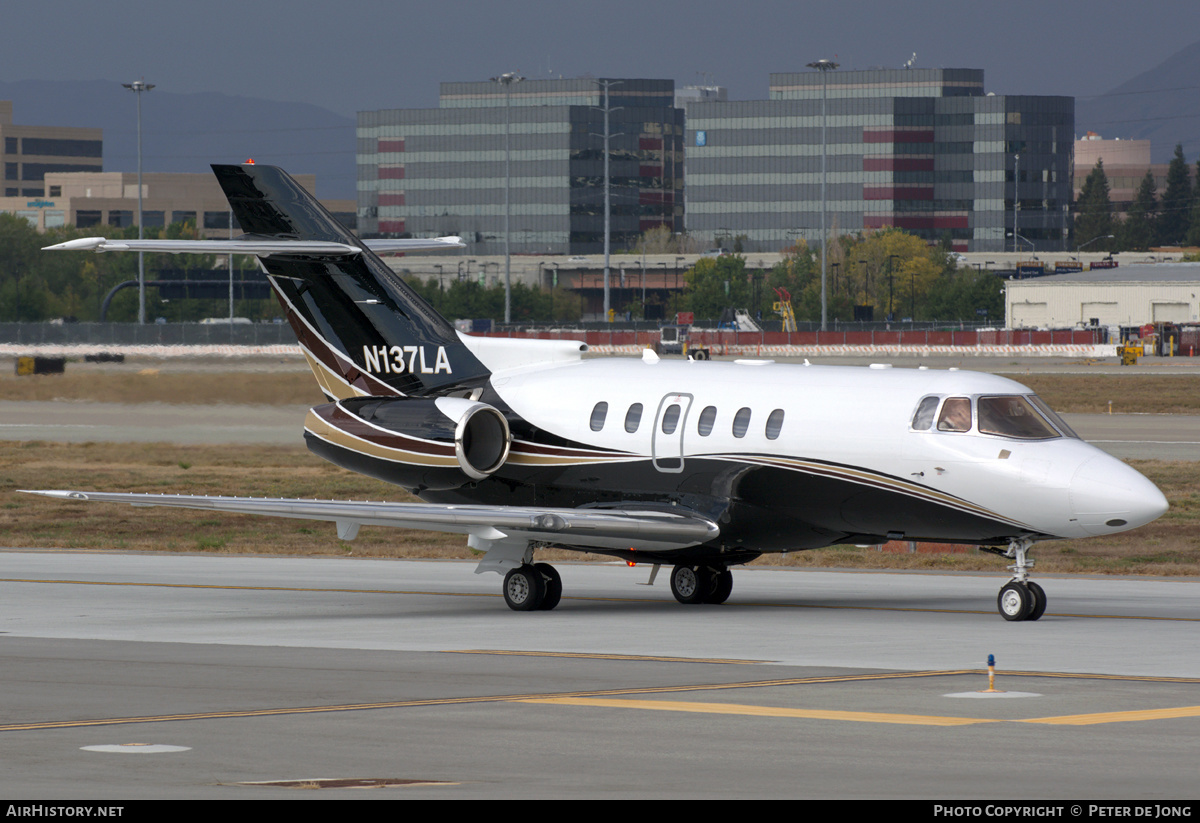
xmin=41 ymin=236 xmax=465 ymax=255
xmin=20 ymin=490 xmax=719 ymax=553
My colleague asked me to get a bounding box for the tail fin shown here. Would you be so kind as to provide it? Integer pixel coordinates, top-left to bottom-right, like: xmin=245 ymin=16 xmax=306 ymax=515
xmin=212 ymin=163 xmax=489 ymax=400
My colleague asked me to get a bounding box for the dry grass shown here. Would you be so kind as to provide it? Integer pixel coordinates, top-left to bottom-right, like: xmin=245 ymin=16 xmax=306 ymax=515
xmin=2 ymin=441 xmax=1196 ymax=575
xmin=1011 ymin=374 xmax=1200 ymax=415
xmin=0 ymin=369 xmax=325 ymax=406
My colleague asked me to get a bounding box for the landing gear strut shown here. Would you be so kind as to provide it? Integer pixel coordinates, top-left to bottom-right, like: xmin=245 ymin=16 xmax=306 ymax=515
xmin=670 ymin=565 xmax=733 ymax=605
xmin=987 ymin=538 xmax=1046 ymax=622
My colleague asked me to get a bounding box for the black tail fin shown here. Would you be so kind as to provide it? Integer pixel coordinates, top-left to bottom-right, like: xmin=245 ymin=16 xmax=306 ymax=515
xmin=212 ymin=163 xmax=489 ymax=400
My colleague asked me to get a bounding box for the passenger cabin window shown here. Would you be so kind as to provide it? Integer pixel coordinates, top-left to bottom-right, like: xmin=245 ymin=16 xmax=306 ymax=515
xmin=765 ymin=409 xmax=785 ymax=440
xmin=977 ymin=396 xmax=1060 ymax=440
xmin=589 ymin=401 xmax=608 ymax=432
xmin=937 ymin=397 xmax=972 ymax=432
xmin=697 ymin=405 xmax=717 ymax=436
xmin=732 ymin=407 xmax=752 ymax=438
xmin=624 ymin=403 xmax=643 ymax=433
xmin=661 ymin=403 xmax=681 ymax=434
xmin=911 ymin=396 xmax=940 ymax=430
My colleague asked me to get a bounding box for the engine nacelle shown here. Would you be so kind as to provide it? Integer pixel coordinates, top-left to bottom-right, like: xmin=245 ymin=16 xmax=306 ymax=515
xmin=305 ymin=395 xmax=512 ymax=490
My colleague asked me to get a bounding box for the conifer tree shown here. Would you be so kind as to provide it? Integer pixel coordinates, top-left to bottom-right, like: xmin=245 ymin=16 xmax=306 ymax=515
xmin=1158 ymin=144 xmax=1193 ymax=246
xmin=1074 ymin=160 xmax=1115 ymax=251
xmin=1119 ymin=170 xmax=1158 ymax=251
xmin=1188 ymin=159 xmax=1200 ymax=248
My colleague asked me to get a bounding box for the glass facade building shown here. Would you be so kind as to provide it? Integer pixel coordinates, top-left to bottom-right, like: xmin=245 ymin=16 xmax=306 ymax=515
xmin=357 ymin=79 xmax=684 ymax=254
xmin=685 ymin=69 xmax=1073 ymax=252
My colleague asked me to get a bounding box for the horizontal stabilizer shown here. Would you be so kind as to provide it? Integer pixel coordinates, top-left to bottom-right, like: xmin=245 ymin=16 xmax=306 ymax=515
xmin=42 ymin=236 xmax=465 ymax=255
xmin=21 ymin=490 xmax=720 ymax=553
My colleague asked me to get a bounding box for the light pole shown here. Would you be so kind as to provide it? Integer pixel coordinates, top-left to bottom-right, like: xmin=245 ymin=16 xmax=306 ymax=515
xmin=591 ymin=80 xmax=623 ymax=322
xmin=122 ymin=79 xmax=154 ymax=324
xmin=1013 ymin=152 xmax=1020 ymax=254
xmin=1076 ymin=233 xmax=1114 ymax=259
xmin=491 ymin=72 xmax=523 ymax=324
xmin=806 ymin=59 xmax=838 ymax=331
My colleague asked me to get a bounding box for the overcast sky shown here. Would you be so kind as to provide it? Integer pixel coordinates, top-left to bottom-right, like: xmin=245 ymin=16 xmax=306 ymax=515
xmin=5 ymin=0 xmax=1197 ymax=116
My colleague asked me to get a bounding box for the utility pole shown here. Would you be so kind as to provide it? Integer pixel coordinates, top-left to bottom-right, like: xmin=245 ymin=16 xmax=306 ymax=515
xmin=491 ymin=72 xmax=523 ymax=324
xmin=122 ymin=79 xmax=154 ymax=324
xmin=806 ymin=59 xmax=837 ymax=331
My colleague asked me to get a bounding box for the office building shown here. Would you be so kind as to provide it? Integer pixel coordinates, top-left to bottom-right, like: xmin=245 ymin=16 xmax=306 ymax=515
xmin=1 ymin=169 xmax=353 ymax=236
xmin=357 ymin=78 xmax=684 ymax=254
xmin=1 ymin=101 xmax=103 ymax=201
xmin=684 ymin=69 xmax=1074 ymax=253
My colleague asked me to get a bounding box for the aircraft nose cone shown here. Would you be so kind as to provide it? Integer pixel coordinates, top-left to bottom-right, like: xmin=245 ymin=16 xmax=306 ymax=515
xmin=1069 ymin=456 xmax=1168 ymax=536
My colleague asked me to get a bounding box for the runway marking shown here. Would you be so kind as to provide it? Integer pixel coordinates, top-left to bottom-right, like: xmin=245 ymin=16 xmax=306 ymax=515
xmin=448 ymin=650 xmax=762 ymax=665
xmin=518 ymin=697 xmax=1200 ymax=728
xmin=3 ymin=576 xmax=1199 ymax=622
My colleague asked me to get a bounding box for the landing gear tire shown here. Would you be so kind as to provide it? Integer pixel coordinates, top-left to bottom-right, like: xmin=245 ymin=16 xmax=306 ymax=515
xmin=1025 ymin=581 xmax=1047 ymax=621
xmin=534 ymin=562 xmax=562 ymax=611
xmin=503 ymin=564 xmax=546 ymax=611
xmin=998 ymin=582 xmax=1032 ymax=621
xmin=670 ymin=565 xmax=712 ymax=605
xmin=705 ymin=568 xmax=733 ymax=605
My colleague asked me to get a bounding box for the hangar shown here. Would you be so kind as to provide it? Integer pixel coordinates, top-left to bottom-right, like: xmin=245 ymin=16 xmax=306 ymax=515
xmin=1005 ymin=263 xmax=1200 ymax=328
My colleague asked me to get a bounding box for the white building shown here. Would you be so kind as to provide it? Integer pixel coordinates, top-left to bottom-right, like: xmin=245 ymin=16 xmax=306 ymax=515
xmin=1005 ymin=264 xmax=1200 ymax=328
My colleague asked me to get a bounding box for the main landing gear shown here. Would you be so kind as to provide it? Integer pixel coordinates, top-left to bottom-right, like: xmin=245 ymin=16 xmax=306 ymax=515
xmin=669 ymin=564 xmax=733 ymax=605
xmin=986 ymin=538 xmax=1047 ymax=622
xmin=502 ymin=562 xmax=562 ymax=611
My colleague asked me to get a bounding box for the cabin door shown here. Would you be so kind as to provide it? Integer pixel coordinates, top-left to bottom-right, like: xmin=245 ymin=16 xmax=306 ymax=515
xmin=651 ymin=392 xmax=693 ymax=473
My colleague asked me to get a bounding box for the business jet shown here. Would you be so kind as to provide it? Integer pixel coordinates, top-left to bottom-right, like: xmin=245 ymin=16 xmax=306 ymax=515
xmin=31 ymin=163 xmax=1169 ymax=620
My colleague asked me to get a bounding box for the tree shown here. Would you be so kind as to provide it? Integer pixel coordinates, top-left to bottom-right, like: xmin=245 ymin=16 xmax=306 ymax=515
xmin=1187 ymin=158 xmax=1200 ymax=248
xmin=923 ymin=269 xmax=1005 ymax=323
xmin=1118 ymin=169 xmax=1158 ymax=251
xmin=680 ymin=255 xmax=754 ymax=320
xmin=1158 ymin=144 xmax=1194 ymax=246
xmin=1074 ymin=160 xmax=1115 ymax=252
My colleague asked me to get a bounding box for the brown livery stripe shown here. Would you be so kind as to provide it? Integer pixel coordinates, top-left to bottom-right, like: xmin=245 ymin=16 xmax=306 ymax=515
xmin=305 ymin=412 xmax=460 ymax=467
xmin=309 ymin=405 xmax=455 ymax=457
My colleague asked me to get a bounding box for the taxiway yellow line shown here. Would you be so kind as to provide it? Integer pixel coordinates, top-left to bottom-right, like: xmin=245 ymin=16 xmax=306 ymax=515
xmin=517 ymin=697 xmax=1200 ymax=727
xmin=1018 ymin=706 xmax=1200 ymax=726
xmin=518 ymin=697 xmax=1000 ymax=726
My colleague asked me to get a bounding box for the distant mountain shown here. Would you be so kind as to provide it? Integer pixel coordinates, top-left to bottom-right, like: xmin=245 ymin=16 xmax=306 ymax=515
xmin=0 ymin=80 xmax=356 ymax=199
xmin=1075 ymin=40 xmax=1200 ymax=163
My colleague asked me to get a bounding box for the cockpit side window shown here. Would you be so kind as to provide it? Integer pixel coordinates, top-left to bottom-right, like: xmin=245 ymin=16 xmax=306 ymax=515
xmin=937 ymin=397 xmax=972 ymax=433
xmin=911 ymin=396 xmax=940 ymax=430
xmin=977 ymin=396 xmax=1060 ymax=440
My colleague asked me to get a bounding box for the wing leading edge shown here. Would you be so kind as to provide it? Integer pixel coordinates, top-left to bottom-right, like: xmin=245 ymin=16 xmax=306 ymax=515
xmin=21 ymin=490 xmax=719 ymax=557
xmin=41 ymin=237 xmax=465 ymax=255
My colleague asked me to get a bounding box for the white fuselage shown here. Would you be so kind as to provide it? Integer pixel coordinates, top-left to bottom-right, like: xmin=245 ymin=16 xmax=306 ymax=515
xmin=487 ymin=356 xmax=1167 ymax=542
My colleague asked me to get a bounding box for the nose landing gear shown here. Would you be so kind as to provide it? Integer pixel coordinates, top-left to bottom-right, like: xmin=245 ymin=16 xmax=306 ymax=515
xmin=985 ymin=538 xmax=1046 ymax=621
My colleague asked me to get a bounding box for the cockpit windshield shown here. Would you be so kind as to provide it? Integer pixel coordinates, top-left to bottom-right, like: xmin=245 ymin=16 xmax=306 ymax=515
xmin=912 ymin=393 xmax=1075 ymax=440
xmin=1027 ymin=395 xmax=1080 ymax=439
xmin=977 ymin=396 xmax=1060 ymax=440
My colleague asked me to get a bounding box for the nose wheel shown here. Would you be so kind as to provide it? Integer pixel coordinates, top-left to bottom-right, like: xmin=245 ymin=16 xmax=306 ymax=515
xmin=987 ymin=539 xmax=1047 ymax=621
